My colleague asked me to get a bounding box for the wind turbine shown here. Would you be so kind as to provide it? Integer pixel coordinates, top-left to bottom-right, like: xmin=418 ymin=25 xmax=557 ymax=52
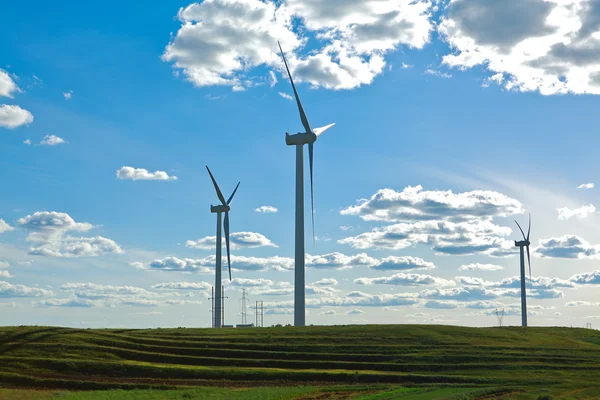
xmin=278 ymin=42 xmax=335 ymax=327
xmin=206 ymin=166 xmax=240 ymax=329
xmin=514 ymin=214 xmax=532 ymax=327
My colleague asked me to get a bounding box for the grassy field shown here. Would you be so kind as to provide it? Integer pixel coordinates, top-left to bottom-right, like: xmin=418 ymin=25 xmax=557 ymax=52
xmin=0 ymin=325 xmax=599 ymax=399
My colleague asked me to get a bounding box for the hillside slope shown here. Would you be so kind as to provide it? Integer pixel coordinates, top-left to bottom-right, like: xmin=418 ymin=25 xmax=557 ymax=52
xmin=0 ymin=325 xmax=599 ymax=394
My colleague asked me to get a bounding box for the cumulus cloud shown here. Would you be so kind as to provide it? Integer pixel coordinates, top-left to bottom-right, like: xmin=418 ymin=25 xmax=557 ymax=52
xmin=347 ymin=309 xmax=364 ymax=315
xmin=306 ymin=252 xmax=377 ymax=269
xmin=312 ymin=278 xmax=338 ymax=286
xmin=186 ymin=232 xmax=277 ymax=249
xmin=565 ymin=300 xmax=600 ymax=307
xmin=456 ymin=275 xmax=575 ymax=290
xmin=152 ymin=282 xmax=212 ymax=291
xmin=37 ymin=298 xmax=96 ymax=308
xmin=371 ymin=256 xmax=435 ymax=271
xmin=17 ymin=211 xmax=122 ymax=257
xmin=458 ymin=263 xmax=504 ymax=271
xmin=0 ymin=70 xmax=20 ymax=98
xmin=116 ymin=166 xmax=178 ymax=181
xmin=63 ymin=90 xmax=73 ymax=100
xmin=535 ymin=235 xmax=600 ymax=259
xmin=40 ymin=135 xmax=66 ymax=146
xmin=136 ymin=255 xmax=294 ymax=273
xmin=162 ymin=0 xmax=434 ymax=91
xmin=0 ymin=219 xmax=14 ymax=234
xmin=578 ymin=183 xmax=595 ymax=190
xmin=439 ymin=0 xmax=600 ymax=95
xmin=340 ymin=185 xmax=523 ymax=223
xmin=424 ymin=300 xmax=458 ymax=309
xmin=557 ymin=204 xmax=596 ymax=220
xmin=0 ymin=104 xmax=34 ymax=129
xmin=0 ymin=281 xmax=52 ymax=298
xmin=355 ymin=273 xmax=454 ymax=287
xmin=255 ymin=206 xmax=278 ymax=213
xmin=569 ymin=270 xmax=600 ymax=285
xmin=339 ymin=219 xmax=515 ymax=256
xmin=320 ymin=310 xmax=336 ymax=316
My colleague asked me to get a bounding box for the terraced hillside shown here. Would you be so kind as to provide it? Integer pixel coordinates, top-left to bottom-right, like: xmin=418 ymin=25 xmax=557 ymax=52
xmin=1 ymin=325 xmax=600 ymax=398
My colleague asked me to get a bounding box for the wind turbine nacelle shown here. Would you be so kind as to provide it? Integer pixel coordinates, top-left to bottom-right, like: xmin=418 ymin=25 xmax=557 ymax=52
xmin=211 ymin=205 xmax=230 ymax=213
xmin=286 ymin=132 xmax=316 ymax=146
xmin=514 ymin=240 xmax=530 ymax=247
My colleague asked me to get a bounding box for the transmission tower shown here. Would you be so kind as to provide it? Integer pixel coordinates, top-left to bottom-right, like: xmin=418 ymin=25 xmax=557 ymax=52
xmin=209 ymin=285 xmax=228 ymax=328
xmin=240 ymin=289 xmax=249 ymax=325
xmin=493 ymin=308 xmax=505 ymax=327
xmin=255 ymin=300 xmax=264 ymax=327
xmin=586 ymin=322 xmax=593 ymax=329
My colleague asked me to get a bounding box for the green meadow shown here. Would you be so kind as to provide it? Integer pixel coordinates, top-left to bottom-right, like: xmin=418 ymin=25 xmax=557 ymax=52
xmin=1 ymin=325 xmax=599 ymax=399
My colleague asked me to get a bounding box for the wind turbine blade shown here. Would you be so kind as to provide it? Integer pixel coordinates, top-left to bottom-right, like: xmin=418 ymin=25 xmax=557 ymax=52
xmin=309 ymin=142 xmax=315 ymax=245
xmin=515 ymin=220 xmax=527 ymax=241
xmin=224 ymin=212 xmax=232 ymax=281
xmin=227 ymin=182 xmax=241 ymax=205
xmin=526 ymin=245 xmax=532 ymax=281
xmin=527 ymin=214 xmax=531 ymax=241
xmin=206 ymin=166 xmax=227 ymax=206
xmin=313 ymin=123 xmax=335 ymax=137
xmin=278 ymin=41 xmax=312 ymax=134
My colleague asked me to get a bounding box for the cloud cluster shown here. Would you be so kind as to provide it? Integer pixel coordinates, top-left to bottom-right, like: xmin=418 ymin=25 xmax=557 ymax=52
xmin=162 ymin=0 xmax=433 ymax=91
xmin=40 ymin=135 xmax=66 ymax=146
xmin=0 ymin=281 xmax=52 ymax=298
xmin=17 ymin=211 xmax=122 ymax=257
xmin=134 ymin=255 xmax=294 ymax=273
xmin=439 ymin=0 xmax=600 ymax=95
xmin=0 ymin=104 xmax=34 ymax=129
xmin=355 ymin=273 xmax=454 ymax=287
xmin=557 ymin=204 xmax=596 ymax=220
xmin=0 ymin=69 xmax=20 ymax=98
xmin=458 ymin=263 xmax=503 ymax=271
xmin=534 ymin=235 xmax=600 ymax=259
xmin=0 ymin=261 xmax=12 ymax=278
xmin=116 ymin=167 xmax=178 ymax=181
xmin=186 ymin=232 xmax=277 ymax=249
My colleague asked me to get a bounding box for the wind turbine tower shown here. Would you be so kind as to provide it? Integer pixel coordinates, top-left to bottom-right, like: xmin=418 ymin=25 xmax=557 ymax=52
xmin=278 ymin=42 xmax=335 ymax=327
xmin=514 ymin=215 xmax=532 ymax=327
xmin=206 ymin=166 xmax=240 ymax=328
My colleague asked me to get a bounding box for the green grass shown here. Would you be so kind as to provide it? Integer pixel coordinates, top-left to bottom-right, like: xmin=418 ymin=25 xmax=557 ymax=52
xmin=1 ymin=325 xmax=599 ymax=399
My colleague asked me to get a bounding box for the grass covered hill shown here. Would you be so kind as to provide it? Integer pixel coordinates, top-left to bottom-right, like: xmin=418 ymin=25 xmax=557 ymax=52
xmin=0 ymin=324 xmax=599 ymax=399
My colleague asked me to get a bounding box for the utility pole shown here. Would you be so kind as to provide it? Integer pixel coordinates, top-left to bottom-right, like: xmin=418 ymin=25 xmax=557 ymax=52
xmin=221 ymin=285 xmax=227 ymax=327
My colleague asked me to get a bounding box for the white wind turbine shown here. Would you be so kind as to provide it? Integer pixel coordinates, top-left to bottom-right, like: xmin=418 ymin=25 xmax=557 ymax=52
xmin=206 ymin=166 xmax=240 ymax=328
xmin=278 ymin=42 xmax=335 ymax=327
xmin=514 ymin=215 xmax=532 ymax=327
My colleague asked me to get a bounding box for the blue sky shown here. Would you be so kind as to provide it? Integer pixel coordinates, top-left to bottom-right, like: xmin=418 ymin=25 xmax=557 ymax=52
xmin=1 ymin=0 xmax=600 ymax=328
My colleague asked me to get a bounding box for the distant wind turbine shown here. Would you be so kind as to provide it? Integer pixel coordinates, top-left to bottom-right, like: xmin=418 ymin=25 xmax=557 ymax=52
xmin=514 ymin=215 xmax=532 ymax=328
xmin=206 ymin=166 xmax=240 ymax=329
xmin=278 ymin=41 xmax=335 ymax=327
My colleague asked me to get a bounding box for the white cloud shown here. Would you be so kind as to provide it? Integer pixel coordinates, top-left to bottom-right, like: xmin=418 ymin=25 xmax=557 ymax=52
xmin=424 ymin=300 xmax=458 ymax=309
xmin=312 ymin=278 xmax=338 ymax=286
xmin=339 ymin=219 xmax=515 ymax=256
xmin=535 ymin=235 xmax=600 ymax=259
xmin=40 ymin=135 xmax=66 ymax=146
xmin=320 ymin=310 xmax=336 ymax=316
xmin=152 ymin=282 xmax=212 ymax=291
xmin=63 ymin=90 xmax=73 ymax=100
xmin=0 ymin=281 xmax=52 ymax=298
xmin=116 ymin=166 xmax=178 ymax=181
xmin=186 ymin=232 xmax=277 ymax=249
xmin=456 ymin=275 xmax=576 ymax=290
xmin=269 ymin=71 xmax=278 ymax=87
xmin=425 ymin=68 xmax=452 ymax=78
xmin=255 ymin=206 xmax=278 ymax=213
xmin=278 ymin=92 xmax=293 ymax=101
xmin=565 ymin=300 xmax=600 ymax=307
xmin=355 ymin=273 xmax=454 ymax=287
xmin=347 ymin=309 xmax=364 ymax=315
xmin=23 ymin=139 xmax=31 ymax=145
xmin=371 ymin=256 xmax=435 ymax=271
xmin=136 ymin=255 xmax=294 ymax=273
xmin=439 ymin=0 xmax=600 ymax=95
xmin=0 ymin=104 xmax=33 ymax=129
xmin=0 ymin=261 xmax=9 ymax=270
xmin=569 ymin=270 xmax=600 ymax=285
xmin=17 ymin=211 xmax=122 ymax=257
xmin=162 ymin=0 xmax=434 ymax=91
xmin=458 ymin=263 xmax=504 ymax=271
xmin=267 ymin=291 xmax=419 ymax=310
xmin=306 ymin=252 xmax=377 ymax=269
xmin=578 ymin=183 xmax=595 ymax=190
xmin=341 ymin=185 xmax=523 ymax=223
xmin=0 ymin=271 xmax=12 ymax=278
xmin=36 ymin=298 xmax=96 ymax=308
xmin=0 ymin=69 xmax=20 ymax=98
xmin=557 ymin=204 xmax=596 ymax=220
xmin=0 ymin=219 xmax=14 ymax=234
